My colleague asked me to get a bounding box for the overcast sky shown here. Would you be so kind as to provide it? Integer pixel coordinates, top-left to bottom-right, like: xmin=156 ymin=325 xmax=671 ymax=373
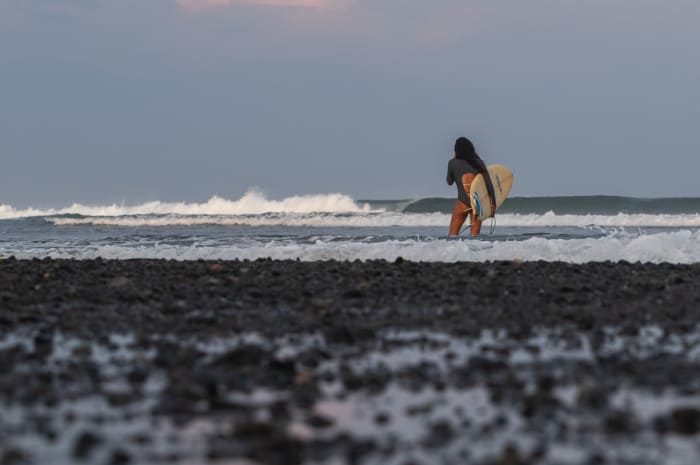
xmin=1 ymin=0 xmax=699 ymax=207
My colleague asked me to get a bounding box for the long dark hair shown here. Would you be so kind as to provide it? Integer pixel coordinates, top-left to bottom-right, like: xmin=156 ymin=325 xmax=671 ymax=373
xmin=454 ymin=137 xmax=478 ymax=161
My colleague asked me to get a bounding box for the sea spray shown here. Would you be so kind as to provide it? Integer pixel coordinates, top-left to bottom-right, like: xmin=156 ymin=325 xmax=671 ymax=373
xmin=0 ymin=190 xmax=375 ymax=220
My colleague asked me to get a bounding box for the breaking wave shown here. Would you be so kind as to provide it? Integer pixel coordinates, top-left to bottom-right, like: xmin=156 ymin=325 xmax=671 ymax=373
xmin=0 ymin=191 xmax=373 ymax=220
xmin=5 ymin=193 xmax=700 ymax=221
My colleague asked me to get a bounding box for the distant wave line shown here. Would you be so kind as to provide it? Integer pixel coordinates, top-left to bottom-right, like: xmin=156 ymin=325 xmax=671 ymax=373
xmin=46 ymin=212 xmax=700 ymax=228
xmin=398 ymin=196 xmax=700 ymax=215
xmin=4 ymin=192 xmax=700 ymax=220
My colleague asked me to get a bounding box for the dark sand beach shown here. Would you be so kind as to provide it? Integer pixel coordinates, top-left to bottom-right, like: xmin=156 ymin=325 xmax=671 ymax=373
xmin=2 ymin=258 xmax=700 ymax=465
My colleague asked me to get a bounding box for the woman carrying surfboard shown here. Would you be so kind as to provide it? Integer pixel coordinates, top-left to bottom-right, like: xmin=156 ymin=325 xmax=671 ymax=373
xmin=446 ymin=137 xmax=497 ymax=236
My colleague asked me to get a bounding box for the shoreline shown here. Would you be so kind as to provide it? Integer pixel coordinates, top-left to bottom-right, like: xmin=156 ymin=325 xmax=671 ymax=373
xmin=2 ymin=257 xmax=698 ymax=336
xmin=2 ymin=258 xmax=700 ymax=464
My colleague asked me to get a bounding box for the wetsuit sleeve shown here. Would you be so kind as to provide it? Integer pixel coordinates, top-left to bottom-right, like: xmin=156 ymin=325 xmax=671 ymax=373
xmin=469 ymin=154 xmax=497 ymax=213
xmin=446 ymin=161 xmax=454 ymax=185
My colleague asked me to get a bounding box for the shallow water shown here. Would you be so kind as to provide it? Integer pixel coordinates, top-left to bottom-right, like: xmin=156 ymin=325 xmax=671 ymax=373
xmin=2 ymin=192 xmax=700 ymax=263
xmin=1 ymin=218 xmax=700 ymax=263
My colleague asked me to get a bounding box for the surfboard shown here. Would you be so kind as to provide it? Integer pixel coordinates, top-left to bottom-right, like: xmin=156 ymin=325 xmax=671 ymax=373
xmin=470 ymin=165 xmax=513 ymax=220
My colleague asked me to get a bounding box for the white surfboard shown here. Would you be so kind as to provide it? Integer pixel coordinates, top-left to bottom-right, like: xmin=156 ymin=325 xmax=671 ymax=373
xmin=470 ymin=165 xmax=513 ymax=220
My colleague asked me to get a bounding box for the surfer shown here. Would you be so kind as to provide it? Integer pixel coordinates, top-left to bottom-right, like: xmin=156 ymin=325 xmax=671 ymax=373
xmin=446 ymin=137 xmax=497 ymax=236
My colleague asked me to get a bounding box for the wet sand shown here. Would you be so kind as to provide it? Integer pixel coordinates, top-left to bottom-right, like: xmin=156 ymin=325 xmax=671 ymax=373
xmin=1 ymin=258 xmax=700 ymax=464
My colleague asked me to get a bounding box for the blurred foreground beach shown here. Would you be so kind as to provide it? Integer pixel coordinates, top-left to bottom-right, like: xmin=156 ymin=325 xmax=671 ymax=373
xmin=1 ymin=258 xmax=700 ymax=465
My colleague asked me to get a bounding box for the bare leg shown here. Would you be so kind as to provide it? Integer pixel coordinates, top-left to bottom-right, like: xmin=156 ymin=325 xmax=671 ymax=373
xmin=470 ymin=210 xmax=482 ymax=236
xmin=449 ymin=201 xmax=470 ymax=236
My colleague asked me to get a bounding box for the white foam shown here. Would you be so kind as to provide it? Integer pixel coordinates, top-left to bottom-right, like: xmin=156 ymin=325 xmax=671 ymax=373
xmin=0 ymin=190 xmax=373 ymax=220
xmin=44 ymin=211 xmax=700 ymax=228
xmin=47 ymin=212 xmax=449 ymax=227
xmin=6 ymin=229 xmax=700 ymax=263
xmin=499 ymin=212 xmax=700 ymax=228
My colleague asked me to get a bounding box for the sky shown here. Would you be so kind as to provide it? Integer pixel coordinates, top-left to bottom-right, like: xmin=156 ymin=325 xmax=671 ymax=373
xmin=1 ymin=0 xmax=699 ymax=207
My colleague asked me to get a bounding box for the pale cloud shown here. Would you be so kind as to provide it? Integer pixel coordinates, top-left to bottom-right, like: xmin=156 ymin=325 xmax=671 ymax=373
xmin=177 ymin=0 xmax=342 ymax=10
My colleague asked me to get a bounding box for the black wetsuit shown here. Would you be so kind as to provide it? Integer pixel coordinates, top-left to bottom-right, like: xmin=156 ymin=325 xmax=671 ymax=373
xmin=446 ymin=156 xmax=496 ymax=208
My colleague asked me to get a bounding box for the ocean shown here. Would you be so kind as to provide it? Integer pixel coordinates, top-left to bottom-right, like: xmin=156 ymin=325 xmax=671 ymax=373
xmin=4 ymin=194 xmax=700 ymax=465
xmin=2 ymin=191 xmax=700 ymax=263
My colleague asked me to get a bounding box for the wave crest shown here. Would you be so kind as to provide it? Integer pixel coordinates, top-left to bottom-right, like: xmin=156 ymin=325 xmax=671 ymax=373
xmin=0 ymin=190 xmax=373 ymax=220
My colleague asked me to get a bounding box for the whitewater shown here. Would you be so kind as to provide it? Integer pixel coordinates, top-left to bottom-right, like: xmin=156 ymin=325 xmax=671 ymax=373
xmin=1 ymin=191 xmax=700 ymax=263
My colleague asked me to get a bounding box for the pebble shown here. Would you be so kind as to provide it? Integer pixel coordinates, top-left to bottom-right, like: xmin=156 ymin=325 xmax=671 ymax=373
xmin=670 ymin=407 xmax=700 ymax=435
xmin=72 ymin=431 xmax=102 ymax=460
